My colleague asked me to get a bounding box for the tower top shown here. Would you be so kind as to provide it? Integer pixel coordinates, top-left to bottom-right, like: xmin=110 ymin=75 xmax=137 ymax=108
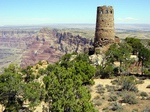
xmin=97 ymin=5 xmax=114 ymax=14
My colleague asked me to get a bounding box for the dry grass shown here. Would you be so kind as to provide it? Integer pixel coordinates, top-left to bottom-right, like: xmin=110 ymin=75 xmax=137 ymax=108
xmin=90 ymin=78 xmax=150 ymax=112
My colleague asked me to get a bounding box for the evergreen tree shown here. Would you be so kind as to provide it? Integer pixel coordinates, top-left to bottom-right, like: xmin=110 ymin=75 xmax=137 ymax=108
xmin=43 ymin=53 xmax=97 ymax=112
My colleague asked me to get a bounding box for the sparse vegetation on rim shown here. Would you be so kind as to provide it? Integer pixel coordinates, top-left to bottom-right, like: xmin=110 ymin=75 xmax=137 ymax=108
xmin=0 ymin=35 xmax=150 ymax=111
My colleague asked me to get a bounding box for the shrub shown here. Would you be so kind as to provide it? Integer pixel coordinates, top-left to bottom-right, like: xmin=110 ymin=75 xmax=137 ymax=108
xmin=93 ymin=99 xmax=102 ymax=106
xmin=93 ymin=95 xmax=100 ymax=100
xmin=140 ymin=92 xmax=148 ymax=97
xmin=132 ymin=109 xmax=138 ymax=112
xmin=116 ymin=91 xmax=123 ymax=97
xmin=95 ymin=66 xmax=103 ymax=78
xmin=96 ymin=64 xmax=115 ymax=79
xmin=108 ymin=95 xmax=118 ymax=102
xmin=96 ymin=84 xmax=103 ymax=88
xmin=38 ymin=61 xmax=43 ymax=65
xmin=111 ymin=79 xmax=119 ymax=85
xmin=144 ymin=69 xmax=150 ymax=75
xmin=106 ymin=85 xmax=117 ymax=92
xmin=136 ymin=80 xmax=144 ymax=84
xmin=101 ymin=64 xmax=115 ymax=78
xmin=102 ymin=107 xmax=109 ymax=111
xmin=110 ymin=102 xmax=123 ymax=111
xmin=142 ymin=107 xmax=150 ymax=112
xmin=96 ymin=84 xmax=105 ymax=94
xmin=86 ymin=85 xmax=92 ymax=92
xmin=122 ymin=91 xmax=138 ymax=104
xmin=102 ymin=96 xmax=105 ymax=100
xmin=114 ymin=76 xmax=138 ymax=87
xmin=38 ymin=68 xmax=46 ymax=75
xmin=36 ymin=65 xmax=39 ymax=69
xmin=146 ymin=84 xmax=150 ymax=88
xmin=141 ymin=97 xmax=146 ymax=100
xmin=121 ymin=79 xmax=138 ymax=92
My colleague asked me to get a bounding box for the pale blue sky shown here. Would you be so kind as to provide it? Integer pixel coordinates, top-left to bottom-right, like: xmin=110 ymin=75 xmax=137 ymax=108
xmin=0 ymin=0 xmax=150 ymax=26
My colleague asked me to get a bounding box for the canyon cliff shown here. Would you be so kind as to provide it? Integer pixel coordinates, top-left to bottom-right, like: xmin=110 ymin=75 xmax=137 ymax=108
xmin=0 ymin=28 xmax=92 ymax=69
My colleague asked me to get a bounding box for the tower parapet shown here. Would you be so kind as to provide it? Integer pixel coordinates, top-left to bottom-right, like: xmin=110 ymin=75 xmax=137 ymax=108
xmin=94 ymin=5 xmax=115 ymax=47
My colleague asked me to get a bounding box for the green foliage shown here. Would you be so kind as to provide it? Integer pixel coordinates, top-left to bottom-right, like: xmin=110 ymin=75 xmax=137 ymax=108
xmin=125 ymin=37 xmax=150 ymax=75
xmin=95 ymin=65 xmax=103 ymax=78
xmin=75 ymin=53 xmax=90 ymax=63
xmin=147 ymin=40 xmax=150 ymax=47
xmin=4 ymin=63 xmax=19 ymax=73
xmin=46 ymin=64 xmax=57 ymax=73
xmin=125 ymin=37 xmax=143 ymax=54
xmin=38 ymin=60 xmax=43 ymax=65
xmin=0 ymin=64 xmax=23 ymax=111
xmin=96 ymin=64 xmax=115 ymax=78
xmin=138 ymin=47 xmax=150 ymax=67
xmin=73 ymin=60 xmax=96 ymax=84
xmin=105 ymin=43 xmax=120 ymax=63
xmin=61 ymin=53 xmax=72 ymax=62
xmin=0 ymin=64 xmax=45 ymax=111
xmin=103 ymin=64 xmax=115 ymax=78
xmin=144 ymin=69 xmax=150 ymax=75
xmin=60 ymin=53 xmax=95 ymax=84
xmin=23 ymin=82 xmax=45 ymax=108
xmin=42 ymin=53 xmax=97 ymax=112
xmin=106 ymin=43 xmax=132 ymax=63
xmin=43 ymin=64 xmax=96 ymax=112
xmin=105 ymin=43 xmax=133 ymax=76
xmin=38 ymin=68 xmax=46 ymax=75
xmin=21 ymin=66 xmax=35 ymax=83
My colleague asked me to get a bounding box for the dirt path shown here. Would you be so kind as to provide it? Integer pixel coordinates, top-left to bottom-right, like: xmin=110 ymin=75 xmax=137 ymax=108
xmin=137 ymin=79 xmax=150 ymax=93
xmin=90 ymin=79 xmax=112 ymax=99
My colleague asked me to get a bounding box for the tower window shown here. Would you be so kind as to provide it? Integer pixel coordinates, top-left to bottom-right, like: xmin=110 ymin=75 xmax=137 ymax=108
xmin=99 ymin=11 xmax=103 ymax=14
xmin=106 ymin=10 xmax=108 ymax=14
xmin=110 ymin=10 xmax=113 ymax=14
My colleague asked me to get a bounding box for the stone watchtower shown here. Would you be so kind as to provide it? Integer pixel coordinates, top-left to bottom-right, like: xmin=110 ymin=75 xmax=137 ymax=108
xmin=94 ymin=6 xmax=115 ymax=47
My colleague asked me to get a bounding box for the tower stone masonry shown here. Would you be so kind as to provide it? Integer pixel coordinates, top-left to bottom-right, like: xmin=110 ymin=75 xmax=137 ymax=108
xmin=94 ymin=5 xmax=115 ymax=47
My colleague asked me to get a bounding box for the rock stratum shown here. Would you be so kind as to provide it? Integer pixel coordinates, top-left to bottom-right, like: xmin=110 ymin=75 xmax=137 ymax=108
xmin=0 ymin=28 xmax=92 ymax=70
